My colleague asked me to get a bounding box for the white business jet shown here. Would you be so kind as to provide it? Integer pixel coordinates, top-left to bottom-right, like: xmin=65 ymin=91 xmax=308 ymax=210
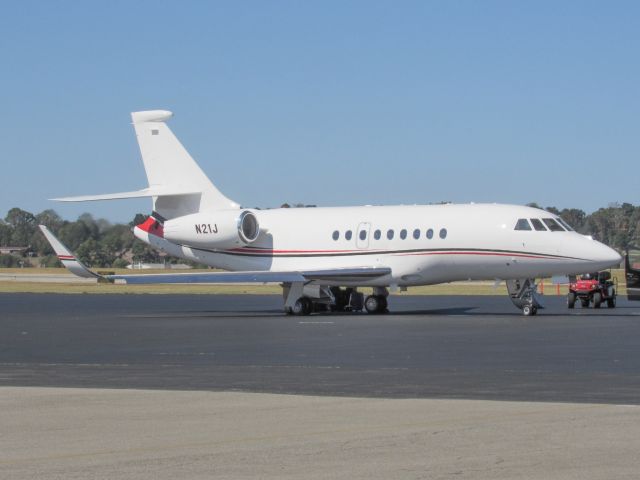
xmin=39 ymin=110 xmax=622 ymax=316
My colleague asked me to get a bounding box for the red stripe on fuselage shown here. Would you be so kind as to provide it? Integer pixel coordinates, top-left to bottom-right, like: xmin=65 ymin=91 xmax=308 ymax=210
xmin=216 ymin=247 xmax=569 ymax=260
xmin=396 ymin=251 xmax=551 ymax=259
xmin=229 ymin=247 xmax=365 ymax=254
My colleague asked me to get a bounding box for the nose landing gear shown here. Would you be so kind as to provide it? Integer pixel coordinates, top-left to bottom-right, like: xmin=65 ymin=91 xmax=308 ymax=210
xmin=507 ymin=278 xmax=542 ymax=316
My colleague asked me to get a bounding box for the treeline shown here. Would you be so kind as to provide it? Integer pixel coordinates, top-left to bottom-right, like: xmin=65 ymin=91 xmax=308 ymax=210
xmin=0 ymin=204 xmax=639 ymax=268
xmin=528 ymin=203 xmax=640 ymax=250
xmin=0 ymin=208 xmax=162 ymax=268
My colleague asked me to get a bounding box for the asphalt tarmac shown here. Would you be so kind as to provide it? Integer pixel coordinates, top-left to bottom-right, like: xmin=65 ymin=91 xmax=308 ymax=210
xmin=2 ymin=293 xmax=640 ymax=404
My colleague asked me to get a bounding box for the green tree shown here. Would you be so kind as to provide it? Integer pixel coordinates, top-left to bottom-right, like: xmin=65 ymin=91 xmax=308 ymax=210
xmin=39 ymin=254 xmax=62 ymax=268
xmin=75 ymin=238 xmax=114 ymax=268
xmin=112 ymin=258 xmax=130 ymax=268
xmin=131 ymin=239 xmax=162 ymax=264
xmin=545 ymin=206 xmax=560 ymax=215
xmin=559 ymin=208 xmax=586 ymax=232
xmin=57 ymin=221 xmax=91 ymax=251
xmin=78 ymin=213 xmax=99 ymax=239
xmin=0 ymin=222 xmax=12 ymax=246
xmin=5 ymin=208 xmax=36 ymax=246
xmin=35 ymin=209 xmax=63 ymax=230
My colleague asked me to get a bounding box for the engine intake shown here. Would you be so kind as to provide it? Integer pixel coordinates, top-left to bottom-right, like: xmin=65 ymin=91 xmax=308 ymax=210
xmin=238 ymin=210 xmax=259 ymax=243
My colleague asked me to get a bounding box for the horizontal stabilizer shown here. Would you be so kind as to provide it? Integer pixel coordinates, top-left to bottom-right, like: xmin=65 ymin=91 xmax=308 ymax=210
xmin=51 ymin=187 xmax=201 ymax=202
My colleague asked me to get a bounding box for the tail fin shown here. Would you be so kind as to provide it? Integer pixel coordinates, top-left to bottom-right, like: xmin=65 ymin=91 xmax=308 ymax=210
xmin=131 ymin=110 xmax=239 ymax=218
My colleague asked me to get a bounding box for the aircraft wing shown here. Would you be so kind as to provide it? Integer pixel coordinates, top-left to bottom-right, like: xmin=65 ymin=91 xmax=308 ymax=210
xmin=38 ymin=225 xmax=391 ymax=284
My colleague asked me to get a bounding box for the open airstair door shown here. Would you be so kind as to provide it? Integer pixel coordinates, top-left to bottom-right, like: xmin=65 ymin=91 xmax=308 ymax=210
xmin=625 ymin=247 xmax=640 ymax=301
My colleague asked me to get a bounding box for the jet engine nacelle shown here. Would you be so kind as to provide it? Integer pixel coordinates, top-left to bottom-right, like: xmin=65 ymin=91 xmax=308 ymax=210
xmin=163 ymin=210 xmax=260 ymax=249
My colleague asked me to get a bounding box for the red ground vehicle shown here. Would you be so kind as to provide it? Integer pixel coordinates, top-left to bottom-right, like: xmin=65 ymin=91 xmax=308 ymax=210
xmin=568 ymin=271 xmax=616 ymax=309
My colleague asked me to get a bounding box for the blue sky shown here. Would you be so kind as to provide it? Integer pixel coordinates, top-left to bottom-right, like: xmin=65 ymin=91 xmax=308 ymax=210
xmin=1 ymin=1 xmax=638 ymax=222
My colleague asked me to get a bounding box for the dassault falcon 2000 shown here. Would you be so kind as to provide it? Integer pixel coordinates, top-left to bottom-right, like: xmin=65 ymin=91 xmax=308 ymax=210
xmin=40 ymin=110 xmax=622 ymax=316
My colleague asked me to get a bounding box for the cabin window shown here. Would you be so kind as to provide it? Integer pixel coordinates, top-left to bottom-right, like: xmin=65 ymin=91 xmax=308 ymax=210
xmin=387 ymin=229 xmax=394 ymax=240
xmin=530 ymin=218 xmax=547 ymax=231
xmin=426 ymin=228 xmax=434 ymax=239
xmin=514 ymin=218 xmax=532 ymax=231
xmin=557 ymin=218 xmax=574 ymax=231
xmin=413 ymin=228 xmax=420 ymax=239
xmin=359 ymin=230 xmax=367 ymax=241
xmin=543 ymin=218 xmax=565 ymax=232
xmin=374 ymin=229 xmax=381 ymax=240
xmin=439 ymin=228 xmax=447 ymax=239
xmin=345 ymin=230 xmax=353 ymax=240
xmin=332 ymin=230 xmax=339 ymax=241
xmin=400 ymin=229 xmax=407 ymax=240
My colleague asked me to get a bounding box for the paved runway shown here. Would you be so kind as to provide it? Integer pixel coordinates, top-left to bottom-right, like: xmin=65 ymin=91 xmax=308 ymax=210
xmin=2 ymin=293 xmax=640 ymax=404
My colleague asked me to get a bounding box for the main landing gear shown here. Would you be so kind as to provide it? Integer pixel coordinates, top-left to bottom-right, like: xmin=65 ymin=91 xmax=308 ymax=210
xmin=506 ymin=278 xmax=543 ymax=316
xmin=283 ymin=283 xmax=389 ymax=316
xmin=364 ymin=287 xmax=389 ymax=314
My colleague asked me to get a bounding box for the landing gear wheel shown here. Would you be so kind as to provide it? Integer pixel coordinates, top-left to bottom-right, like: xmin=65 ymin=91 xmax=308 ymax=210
xmin=567 ymin=292 xmax=576 ymax=309
xmin=364 ymin=295 xmax=381 ymax=314
xmin=607 ymin=294 xmax=616 ymax=308
xmin=522 ymin=304 xmax=537 ymax=316
xmin=292 ymin=297 xmax=312 ymax=316
xmin=593 ymin=292 xmax=602 ymax=309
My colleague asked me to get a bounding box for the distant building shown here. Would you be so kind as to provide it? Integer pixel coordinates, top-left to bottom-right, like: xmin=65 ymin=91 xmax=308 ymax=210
xmin=0 ymin=246 xmax=28 ymax=255
xmin=126 ymin=262 xmax=193 ymax=270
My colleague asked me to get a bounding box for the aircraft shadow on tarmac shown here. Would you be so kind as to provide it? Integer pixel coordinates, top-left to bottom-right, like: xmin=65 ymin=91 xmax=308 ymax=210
xmin=147 ymin=306 xmax=505 ymax=318
xmin=143 ymin=305 xmax=640 ymax=319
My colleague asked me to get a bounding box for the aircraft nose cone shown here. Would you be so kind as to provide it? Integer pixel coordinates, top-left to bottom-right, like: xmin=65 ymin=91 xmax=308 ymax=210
xmin=592 ymin=241 xmax=622 ymax=268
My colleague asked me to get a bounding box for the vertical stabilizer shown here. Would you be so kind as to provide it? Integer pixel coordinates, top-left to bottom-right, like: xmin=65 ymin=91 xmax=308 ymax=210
xmin=131 ymin=110 xmax=239 ymax=218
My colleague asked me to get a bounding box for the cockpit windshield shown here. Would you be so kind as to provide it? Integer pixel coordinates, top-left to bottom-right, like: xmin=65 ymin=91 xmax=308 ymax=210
xmin=556 ymin=217 xmax=574 ymax=231
xmin=530 ymin=218 xmax=547 ymax=231
xmin=542 ymin=218 xmax=565 ymax=232
xmin=516 ymin=217 xmax=573 ymax=232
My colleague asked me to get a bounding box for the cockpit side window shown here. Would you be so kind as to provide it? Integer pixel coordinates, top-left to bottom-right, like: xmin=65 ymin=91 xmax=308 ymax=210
xmin=514 ymin=219 xmax=532 ymax=231
xmin=530 ymin=218 xmax=547 ymax=231
xmin=556 ymin=218 xmax=574 ymax=231
xmin=542 ymin=218 xmax=565 ymax=232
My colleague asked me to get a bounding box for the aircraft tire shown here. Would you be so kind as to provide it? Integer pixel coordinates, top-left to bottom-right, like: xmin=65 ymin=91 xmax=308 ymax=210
xmin=607 ymin=294 xmax=616 ymax=308
xmin=292 ymin=297 xmax=312 ymax=316
xmin=522 ymin=304 xmax=535 ymax=316
xmin=364 ymin=295 xmax=380 ymax=314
